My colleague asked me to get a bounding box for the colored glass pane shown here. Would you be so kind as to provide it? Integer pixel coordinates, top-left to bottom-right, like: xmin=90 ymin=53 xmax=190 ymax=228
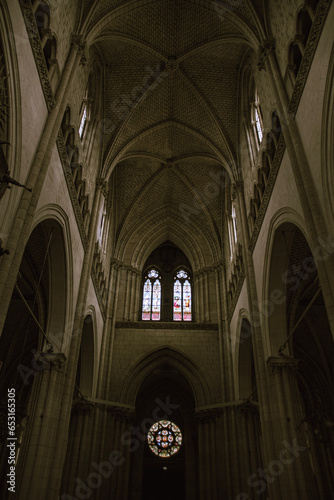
xmin=183 ymin=280 xmax=191 ymax=321
xmin=142 ymin=279 xmax=152 ymax=320
xmin=148 ymin=269 xmax=159 ymax=278
xmin=152 ymin=279 xmax=161 ymax=321
xmin=147 ymin=420 xmax=182 ymax=458
xmin=173 ymin=280 xmax=182 ymax=321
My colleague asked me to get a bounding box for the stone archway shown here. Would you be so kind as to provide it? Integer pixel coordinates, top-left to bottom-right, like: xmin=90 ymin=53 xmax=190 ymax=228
xmin=0 ymin=218 xmax=68 ymax=498
xmin=129 ymin=362 xmax=197 ymax=500
xmin=266 ymin=222 xmax=334 ymax=499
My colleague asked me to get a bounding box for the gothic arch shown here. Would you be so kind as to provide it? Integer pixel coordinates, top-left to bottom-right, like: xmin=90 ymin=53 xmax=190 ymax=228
xmin=119 ymin=346 xmax=212 ymax=408
xmin=262 ymin=208 xmax=308 ymax=356
xmin=0 ymin=216 xmax=69 ymax=497
xmin=321 ymin=44 xmax=334 ymax=228
xmin=32 ymin=204 xmax=73 ymax=352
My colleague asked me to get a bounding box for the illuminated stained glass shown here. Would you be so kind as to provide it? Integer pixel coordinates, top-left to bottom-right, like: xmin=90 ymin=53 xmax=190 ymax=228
xmin=142 ymin=279 xmax=152 ymax=320
xmin=183 ymin=279 xmax=192 ymax=321
xmin=147 ymin=420 xmax=182 ymax=458
xmin=152 ymin=279 xmax=161 ymax=321
xmin=79 ymin=105 xmax=87 ymax=138
xmin=173 ymin=280 xmax=182 ymax=321
xmin=142 ymin=269 xmax=161 ymax=321
xmin=176 ymin=270 xmax=187 ymax=279
xmin=255 ymin=107 xmax=263 ymax=143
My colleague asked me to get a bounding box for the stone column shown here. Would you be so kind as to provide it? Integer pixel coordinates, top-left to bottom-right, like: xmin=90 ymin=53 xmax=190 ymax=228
xmin=232 ymin=180 xmax=278 ymax=488
xmin=47 ymin=179 xmax=105 ymax=497
xmin=196 ymin=409 xmax=221 ymax=499
xmin=15 ymin=353 xmax=67 ymax=499
xmin=237 ymin=402 xmax=264 ymax=499
xmin=266 ymin=356 xmax=316 ymax=500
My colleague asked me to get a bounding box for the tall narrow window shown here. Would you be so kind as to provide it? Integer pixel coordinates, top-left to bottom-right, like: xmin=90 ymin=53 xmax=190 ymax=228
xmin=231 ymin=203 xmax=237 ymax=242
xmin=173 ymin=270 xmax=192 ymax=321
xmin=142 ymin=269 xmax=161 ymax=321
xmin=255 ymin=106 xmax=263 ymax=143
xmin=79 ymin=104 xmax=87 ymax=139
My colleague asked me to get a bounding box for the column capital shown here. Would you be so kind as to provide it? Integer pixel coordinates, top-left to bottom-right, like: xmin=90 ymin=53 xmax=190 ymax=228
xmin=34 ymin=352 xmax=67 ymax=372
xmin=267 ymin=355 xmax=299 ymax=374
xmin=237 ymin=400 xmax=259 ymax=414
xmin=258 ymin=38 xmax=275 ymax=71
xmin=71 ymin=34 xmax=87 ymax=58
xmin=96 ymin=177 xmax=108 ymax=196
xmin=231 ymin=180 xmax=243 ymax=200
xmin=72 ymin=397 xmax=95 ymax=415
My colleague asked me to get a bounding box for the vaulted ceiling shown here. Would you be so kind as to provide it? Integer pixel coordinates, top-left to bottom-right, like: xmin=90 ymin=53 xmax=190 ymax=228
xmin=78 ymin=1 xmax=268 ymax=267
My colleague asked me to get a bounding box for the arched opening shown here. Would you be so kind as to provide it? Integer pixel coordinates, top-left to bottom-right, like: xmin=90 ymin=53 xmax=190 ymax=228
xmin=140 ymin=241 xmax=193 ymax=322
xmin=0 ymin=218 xmax=67 ymax=496
xmin=129 ymin=362 xmax=196 ymax=500
xmin=267 ymin=222 xmax=334 ymax=497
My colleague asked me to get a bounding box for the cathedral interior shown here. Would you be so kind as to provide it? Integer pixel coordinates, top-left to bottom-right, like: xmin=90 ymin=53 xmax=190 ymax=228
xmin=0 ymin=0 xmax=333 ymax=498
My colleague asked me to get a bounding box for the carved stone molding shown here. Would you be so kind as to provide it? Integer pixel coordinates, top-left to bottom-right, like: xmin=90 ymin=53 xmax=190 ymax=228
xmin=107 ymin=406 xmax=136 ymax=422
xmin=96 ymin=177 xmax=108 ymax=197
xmin=288 ymin=0 xmax=331 ymax=114
xmin=227 ymin=274 xmax=245 ymax=322
xmin=248 ymin=134 xmax=286 ymax=253
xmin=267 ymin=355 xmax=299 ymax=375
xmin=73 ymin=397 xmax=95 ymax=415
xmin=195 ymin=407 xmax=224 ymax=423
xmin=34 ymin=352 xmax=67 ymax=372
xmin=18 ymin=0 xmax=55 ymax=112
xmin=91 ymin=266 xmax=106 ymax=321
xmin=237 ymin=400 xmax=260 ymax=414
xmin=71 ymin=34 xmax=87 ymax=58
xmin=166 ymin=57 xmax=179 ymax=72
xmin=193 ymin=260 xmax=225 ymax=279
xmin=227 ymin=243 xmax=245 ymax=322
xmin=110 ymin=259 xmax=141 ymax=275
xmin=56 ymin=131 xmax=89 ymax=250
xmin=257 ymin=39 xmax=275 ymax=71
xmin=115 ymin=321 xmax=218 ymax=330
xmin=231 ymin=180 xmax=244 ymax=200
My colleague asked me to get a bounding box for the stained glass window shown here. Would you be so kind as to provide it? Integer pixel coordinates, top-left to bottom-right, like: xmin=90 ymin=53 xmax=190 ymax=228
xmin=173 ymin=269 xmax=192 ymax=321
xmin=173 ymin=280 xmax=182 ymax=321
xmin=183 ymin=280 xmax=191 ymax=321
xmin=147 ymin=420 xmax=182 ymax=458
xmin=142 ymin=269 xmax=161 ymax=320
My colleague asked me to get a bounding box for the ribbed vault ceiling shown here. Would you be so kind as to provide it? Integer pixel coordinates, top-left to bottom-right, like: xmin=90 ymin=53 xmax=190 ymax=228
xmin=80 ymin=0 xmax=266 ymax=267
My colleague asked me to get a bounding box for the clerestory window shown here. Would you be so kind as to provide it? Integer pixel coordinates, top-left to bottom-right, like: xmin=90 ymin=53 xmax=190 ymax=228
xmin=141 ymin=266 xmax=192 ymax=321
xmin=142 ymin=269 xmax=161 ymax=321
xmin=173 ymin=269 xmax=192 ymax=321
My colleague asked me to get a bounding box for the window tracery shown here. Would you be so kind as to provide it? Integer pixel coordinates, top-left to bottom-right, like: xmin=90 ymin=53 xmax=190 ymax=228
xmin=147 ymin=420 xmax=182 ymax=458
xmin=142 ymin=269 xmax=161 ymax=321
